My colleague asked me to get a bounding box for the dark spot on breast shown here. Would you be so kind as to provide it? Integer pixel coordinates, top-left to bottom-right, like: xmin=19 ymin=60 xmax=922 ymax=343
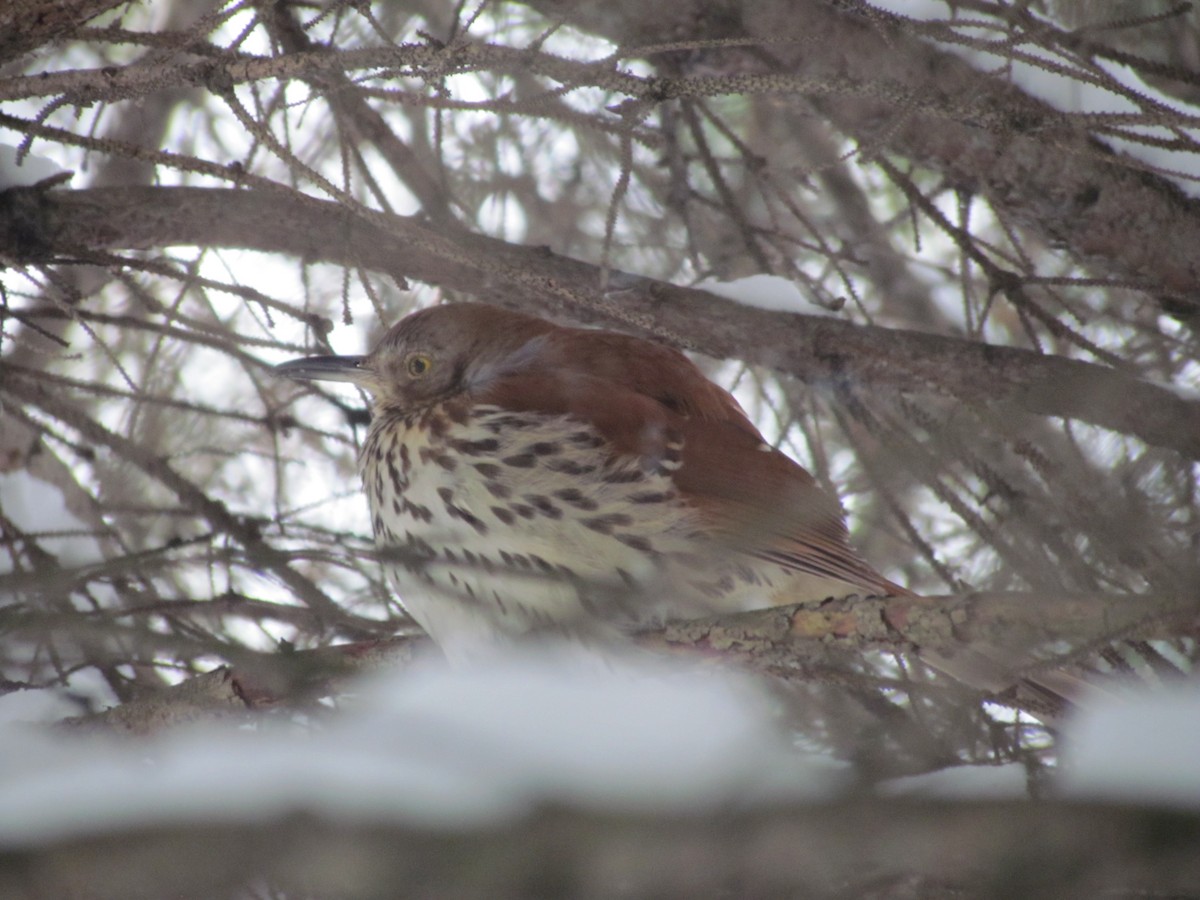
xmin=526 ymin=495 xmax=563 ymax=519
xmin=554 ymin=488 xmax=598 ymax=510
xmin=486 ymin=481 xmax=512 ymax=499
xmin=404 ymin=501 xmax=433 ymax=523
xmin=568 ymin=431 xmax=605 ymax=448
xmin=425 ymin=411 xmax=448 ymax=438
xmin=438 ymin=487 xmax=487 ymax=535
xmin=455 ymin=508 xmax=488 ymax=535
xmin=512 ymin=503 xmax=536 ymax=519
xmin=492 ymin=506 xmax=516 ymax=525
xmin=474 ymin=462 xmax=501 ymax=478
xmin=403 ymin=533 xmax=434 ymax=558
xmin=452 ymin=438 xmax=500 ymax=455
xmin=616 ymin=534 xmax=653 ymax=553
xmin=529 ymin=555 xmax=556 ymax=574
xmin=545 ymin=458 xmax=596 ymax=475
xmin=387 ymin=458 xmax=404 ymax=493
xmin=445 ymin=402 xmax=470 ymax=426
xmin=628 ymin=490 xmax=674 ymax=504
xmin=603 ymin=468 xmax=643 ymax=484
xmin=485 ymin=413 xmax=540 ymax=430
xmin=503 ymin=453 xmax=536 ymax=468
xmin=529 ymin=442 xmax=559 ymax=455
xmin=582 ymin=513 xmax=633 ymax=534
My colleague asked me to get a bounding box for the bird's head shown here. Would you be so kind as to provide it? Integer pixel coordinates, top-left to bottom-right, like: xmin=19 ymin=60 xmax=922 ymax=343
xmin=274 ymin=302 xmax=556 ymax=413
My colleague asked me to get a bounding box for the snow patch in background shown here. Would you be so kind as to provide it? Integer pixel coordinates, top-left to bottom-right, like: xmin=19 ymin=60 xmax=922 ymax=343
xmin=0 ymin=144 xmax=69 ymax=188
xmin=0 ymin=648 xmax=841 ymax=845
xmin=882 ymin=762 xmax=1030 ymax=799
xmin=6 ymin=649 xmax=1200 ymax=848
xmin=865 ymin=2 xmax=1200 ymax=197
xmin=0 ymin=689 xmax=80 ymax=730
xmin=0 ymin=472 xmax=103 ymax=570
xmin=1059 ymin=685 xmax=1200 ymax=810
xmin=696 ymin=275 xmax=835 ymax=316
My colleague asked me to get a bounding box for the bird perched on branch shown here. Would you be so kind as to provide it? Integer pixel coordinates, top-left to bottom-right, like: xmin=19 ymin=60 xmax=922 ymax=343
xmin=275 ymin=302 xmax=911 ymax=658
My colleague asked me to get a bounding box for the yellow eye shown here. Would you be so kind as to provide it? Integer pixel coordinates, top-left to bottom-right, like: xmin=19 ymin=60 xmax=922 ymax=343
xmin=405 ymin=353 xmax=433 ymax=378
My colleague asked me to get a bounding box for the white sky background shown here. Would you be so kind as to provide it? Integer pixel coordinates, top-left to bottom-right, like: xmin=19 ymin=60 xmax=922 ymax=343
xmin=2 ymin=0 xmax=1200 ymax=838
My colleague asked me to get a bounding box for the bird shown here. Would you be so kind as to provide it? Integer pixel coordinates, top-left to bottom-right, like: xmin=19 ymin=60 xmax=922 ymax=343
xmin=274 ymin=302 xmax=911 ymax=658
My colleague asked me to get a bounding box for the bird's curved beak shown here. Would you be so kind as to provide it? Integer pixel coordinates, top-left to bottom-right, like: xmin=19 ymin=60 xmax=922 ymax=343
xmin=274 ymin=355 xmax=369 ymax=384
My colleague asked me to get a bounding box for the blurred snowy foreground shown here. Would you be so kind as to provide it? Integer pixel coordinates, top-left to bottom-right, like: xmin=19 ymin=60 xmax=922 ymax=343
xmin=0 ymin=649 xmax=832 ymax=835
xmin=2 ymin=650 xmax=1200 ymax=897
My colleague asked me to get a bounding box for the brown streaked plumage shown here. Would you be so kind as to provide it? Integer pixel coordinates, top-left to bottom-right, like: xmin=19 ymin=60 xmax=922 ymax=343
xmin=276 ymin=302 xmax=910 ymax=658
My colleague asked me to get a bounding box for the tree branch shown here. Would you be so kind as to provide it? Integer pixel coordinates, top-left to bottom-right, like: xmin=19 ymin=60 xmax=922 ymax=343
xmin=4 ymin=183 xmax=1198 ymax=459
xmin=0 ymin=0 xmax=125 ymax=64
xmin=59 ymin=588 xmax=1197 ymax=733
xmin=61 ymin=636 xmax=425 ymax=734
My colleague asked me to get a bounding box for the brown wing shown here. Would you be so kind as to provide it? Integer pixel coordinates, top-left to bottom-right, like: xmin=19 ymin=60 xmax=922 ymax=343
xmin=532 ymin=328 xmax=757 ymax=429
xmin=475 ymin=329 xmax=906 ymax=598
xmin=672 ymin=415 xmax=909 ymax=597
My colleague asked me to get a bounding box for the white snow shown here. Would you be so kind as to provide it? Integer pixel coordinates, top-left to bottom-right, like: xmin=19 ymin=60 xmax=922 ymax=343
xmin=695 ymin=275 xmax=836 ymax=316
xmin=0 ymin=472 xmax=103 ymax=570
xmin=882 ymin=761 xmax=1030 ymax=799
xmin=0 ymin=688 xmax=79 ymax=729
xmin=0 ymin=648 xmax=840 ymax=845
xmin=7 ymin=646 xmax=1200 ymax=847
xmin=0 ymin=144 xmax=69 ymax=189
xmin=1059 ymin=684 xmax=1200 ymax=810
xmin=866 ymin=2 xmax=1200 ymax=197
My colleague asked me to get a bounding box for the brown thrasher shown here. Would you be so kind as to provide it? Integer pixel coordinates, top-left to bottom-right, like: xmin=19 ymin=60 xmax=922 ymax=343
xmin=276 ymin=302 xmax=911 ymax=658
